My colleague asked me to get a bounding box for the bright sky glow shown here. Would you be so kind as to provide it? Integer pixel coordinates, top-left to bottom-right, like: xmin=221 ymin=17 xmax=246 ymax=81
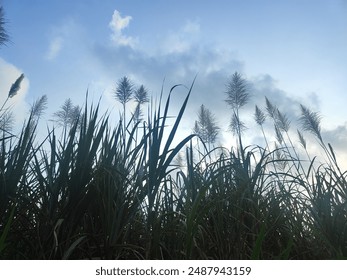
xmin=1 ymin=0 xmax=347 ymax=165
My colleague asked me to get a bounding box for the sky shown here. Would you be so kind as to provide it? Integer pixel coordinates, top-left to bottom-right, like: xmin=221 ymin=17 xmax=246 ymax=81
xmin=1 ymin=0 xmax=347 ymax=165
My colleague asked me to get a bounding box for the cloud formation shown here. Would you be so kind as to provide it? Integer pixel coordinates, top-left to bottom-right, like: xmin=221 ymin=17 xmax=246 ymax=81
xmin=90 ymin=10 xmax=347 ymax=164
xmin=44 ymin=18 xmax=86 ymax=63
xmin=109 ymin=10 xmax=137 ymax=48
xmin=160 ymin=20 xmax=201 ymax=54
xmin=323 ymin=123 xmax=347 ymax=152
xmin=45 ymin=36 xmax=64 ymax=60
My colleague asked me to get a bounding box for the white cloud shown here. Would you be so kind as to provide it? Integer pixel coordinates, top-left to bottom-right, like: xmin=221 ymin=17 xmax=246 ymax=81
xmin=109 ymin=10 xmax=132 ymax=31
xmin=45 ymin=36 xmax=64 ymax=60
xmin=161 ymin=20 xmax=201 ymax=54
xmin=44 ymin=18 xmax=84 ymax=61
xmin=92 ymin=16 xmax=347 ymax=165
xmin=109 ymin=10 xmax=137 ymax=48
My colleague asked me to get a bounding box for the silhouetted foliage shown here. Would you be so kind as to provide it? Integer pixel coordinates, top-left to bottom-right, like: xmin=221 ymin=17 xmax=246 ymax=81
xmin=114 ymin=76 xmax=134 ymax=106
xmin=52 ymin=98 xmax=81 ymax=130
xmin=225 ymin=72 xmax=250 ymax=159
xmin=193 ymin=104 xmax=219 ymax=148
xmin=133 ymin=84 xmax=149 ymax=123
xmin=8 ymin=74 xmax=24 ymax=98
xmin=0 ymin=6 xmax=9 ymax=47
xmin=1 ymin=73 xmax=346 ymax=260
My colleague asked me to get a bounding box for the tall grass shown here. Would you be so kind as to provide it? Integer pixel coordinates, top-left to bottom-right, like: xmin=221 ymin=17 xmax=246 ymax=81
xmin=0 ymin=78 xmax=346 ymax=259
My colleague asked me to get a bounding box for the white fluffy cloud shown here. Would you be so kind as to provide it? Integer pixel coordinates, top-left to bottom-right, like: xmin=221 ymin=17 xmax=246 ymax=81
xmin=109 ymin=10 xmax=132 ymax=31
xmin=109 ymin=10 xmax=137 ymax=48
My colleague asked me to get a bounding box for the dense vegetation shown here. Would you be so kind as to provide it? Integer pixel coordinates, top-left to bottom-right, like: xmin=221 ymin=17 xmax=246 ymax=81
xmin=1 ymin=5 xmax=346 ymax=260
xmin=0 ymin=71 xmax=346 ymax=259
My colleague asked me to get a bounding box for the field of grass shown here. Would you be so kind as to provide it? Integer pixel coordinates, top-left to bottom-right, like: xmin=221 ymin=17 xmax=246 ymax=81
xmin=0 ymin=75 xmax=346 ymax=260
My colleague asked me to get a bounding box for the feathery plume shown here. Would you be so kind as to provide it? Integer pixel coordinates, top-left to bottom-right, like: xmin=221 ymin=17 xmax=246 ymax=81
xmin=114 ymin=76 xmax=134 ymax=106
xmin=8 ymin=73 xmax=25 ymax=98
xmin=254 ymin=105 xmax=266 ymax=126
xmin=265 ymin=97 xmax=277 ymax=119
xmin=225 ymin=72 xmax=250 ymax=110
xmin=275 ymin=125 xmax=284 ymax=144
xmin=298 ymin=104 xmax=322 ymax=142
xmin=0 ymin=6 xmax=9 ymax=46
xmin=297 ymin=129 xmax=306 ymax=149
xmin=276 ymin=109 xmax=290 ymax=132
xmin=134 ymin=85 xmax=149 ymax=105
xmin=30 ymin=95 xmax=48 ymax=119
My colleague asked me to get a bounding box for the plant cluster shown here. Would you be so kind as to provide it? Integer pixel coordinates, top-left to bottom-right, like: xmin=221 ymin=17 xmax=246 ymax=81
xmin=1 ymin=8 xmax=346 ymax=258
xmin=0 ymin=71 xmax=346 ymax=259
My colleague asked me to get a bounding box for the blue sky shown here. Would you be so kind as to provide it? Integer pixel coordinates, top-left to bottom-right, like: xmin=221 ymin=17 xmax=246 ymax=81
xmin=1 ymin=0 xmax=347 ymax=164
